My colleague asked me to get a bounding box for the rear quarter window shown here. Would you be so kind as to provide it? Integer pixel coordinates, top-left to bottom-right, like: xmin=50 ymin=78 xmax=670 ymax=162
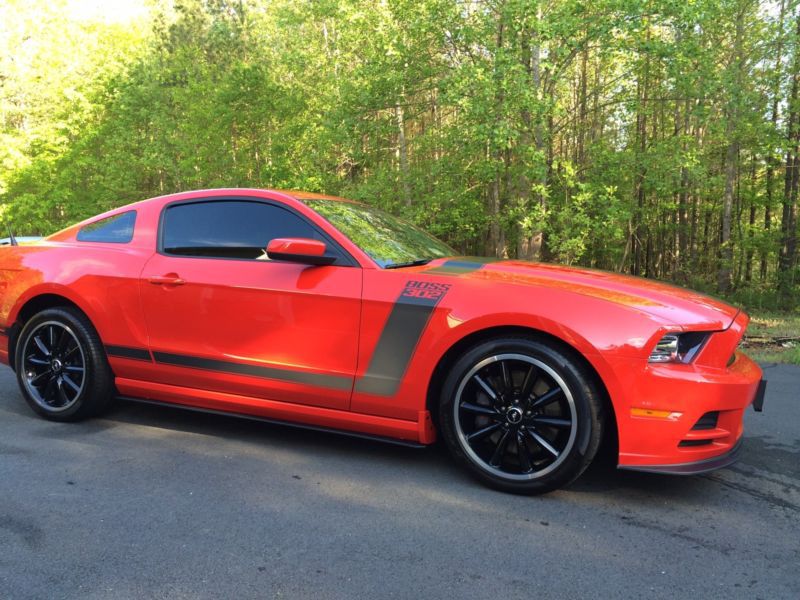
xmin=77 ymin=211 xmax=136 ymax=243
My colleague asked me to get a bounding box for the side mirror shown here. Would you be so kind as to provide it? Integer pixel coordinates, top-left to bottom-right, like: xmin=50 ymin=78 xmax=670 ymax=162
xmin=266 ymin=238 xmax=336 ymax=266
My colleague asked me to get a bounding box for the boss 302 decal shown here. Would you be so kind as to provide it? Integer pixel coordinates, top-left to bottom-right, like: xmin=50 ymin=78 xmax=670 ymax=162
xmin=354 ymin=280 xmax=451 ymax=397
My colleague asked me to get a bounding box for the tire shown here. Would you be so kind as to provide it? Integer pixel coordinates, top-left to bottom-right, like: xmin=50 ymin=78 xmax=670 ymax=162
xmin=438 ymin=336 xmax=604 ymax=494
xmin=14 ymin=307 xmax=114 ymax=421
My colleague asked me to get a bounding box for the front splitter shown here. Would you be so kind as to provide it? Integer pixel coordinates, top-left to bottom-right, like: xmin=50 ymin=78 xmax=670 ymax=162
xmin=618 ymin=438 xmax=743 ymax=475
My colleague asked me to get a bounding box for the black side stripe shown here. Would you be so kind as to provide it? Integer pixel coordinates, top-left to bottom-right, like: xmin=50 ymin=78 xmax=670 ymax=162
xmin=425 ymin=257 xmax=499 ymax=275
xmin=104 ymin=277 xmax=455 ymax=398
xmin=354 ymin=281 xmax=450 ymax=397
xmin=106 ymin=345 xmax=152 ymax=362
xmin=152 ymin=351 xmax=352 ymax=391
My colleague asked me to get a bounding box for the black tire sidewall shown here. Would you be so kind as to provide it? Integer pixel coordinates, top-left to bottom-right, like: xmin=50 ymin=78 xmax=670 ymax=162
xmin=14 ymin=307 xmax=113 ymax=421
xmin=438 ymin=336 xmax=603 ymax=494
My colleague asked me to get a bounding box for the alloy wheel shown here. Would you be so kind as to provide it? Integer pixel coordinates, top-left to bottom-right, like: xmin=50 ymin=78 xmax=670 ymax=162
xmin=453 ymin=353 xmax=577 ymax=481
xmin=21 ymin=320 xmax=87 ymax=413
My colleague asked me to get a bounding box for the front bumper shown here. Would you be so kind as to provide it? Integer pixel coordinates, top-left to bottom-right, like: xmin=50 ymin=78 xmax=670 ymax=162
xmin=619 ymin=438 xmax=743 ymax=475
xmin=613 ymin=348 xmax=764 ymax=472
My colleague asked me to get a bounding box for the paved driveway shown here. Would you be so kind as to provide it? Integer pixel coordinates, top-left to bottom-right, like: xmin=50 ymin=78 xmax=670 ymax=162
xmin=1 ymin=364 xmax=798 ymax=599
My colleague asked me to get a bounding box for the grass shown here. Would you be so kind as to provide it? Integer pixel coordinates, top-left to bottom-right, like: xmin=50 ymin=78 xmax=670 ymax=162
xmin=741 ymin=310 xmax=800 ymax=365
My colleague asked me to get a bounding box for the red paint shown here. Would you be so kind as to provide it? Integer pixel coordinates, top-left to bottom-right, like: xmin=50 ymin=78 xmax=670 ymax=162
xmin=267 ymin=237 xmax=327 ymax=257
xmin=0 ymin=188 xmax=763 ymax=465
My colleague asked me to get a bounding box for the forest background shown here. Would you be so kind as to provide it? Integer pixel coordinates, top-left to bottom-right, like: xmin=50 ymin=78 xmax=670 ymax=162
xmin=1 ymin=0 xmax=798 ymax=359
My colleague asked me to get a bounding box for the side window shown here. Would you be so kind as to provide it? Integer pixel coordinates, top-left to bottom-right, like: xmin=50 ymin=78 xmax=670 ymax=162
xmin=77 ymin=211 xmax=136 ymax=243
xmin=161 ymin=200 xmax=338 ymax=261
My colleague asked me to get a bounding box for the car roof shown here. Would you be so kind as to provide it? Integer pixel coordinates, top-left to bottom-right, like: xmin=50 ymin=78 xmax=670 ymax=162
xmin=280 ymin=190 xmax=362 ymax=204
xmin=44 ymin=189 xmax=367 ymax=244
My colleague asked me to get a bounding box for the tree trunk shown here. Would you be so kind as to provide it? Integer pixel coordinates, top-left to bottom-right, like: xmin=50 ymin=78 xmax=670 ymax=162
xmin=745 ymin=154 xmax=757 ymax=283
xmin=779 ymin=14 xmax=800 ymax=305
xmin=488 ymin=17 xmax=507 ymax=257
xmin=577 ymin=42 xmax=588 ymax=167
xmin=677 ymin=97 xmax=691 ymax=277
xmin=516 ymin=6 xmax=546 ymax=261
xmin=395 ymin=97 xmax=411 ymax=207
xmin=632 ymin=26 xmax=651 ymax=277
xmin=762 ymin=0 xmax=786 ymax=281
xmin=718 ymin=4 xmax=745 ymax=294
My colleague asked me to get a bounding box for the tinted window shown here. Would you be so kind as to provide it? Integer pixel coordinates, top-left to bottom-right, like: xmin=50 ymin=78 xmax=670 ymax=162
xmin=77 ymin=211 xmax=136 ymax=243
xmin=161 ymin=200 xmax=331 ymax=260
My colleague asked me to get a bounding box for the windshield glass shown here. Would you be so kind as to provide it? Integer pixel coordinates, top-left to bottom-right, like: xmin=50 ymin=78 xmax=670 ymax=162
xmin=302 ymin=199 xmax=454 ymax=268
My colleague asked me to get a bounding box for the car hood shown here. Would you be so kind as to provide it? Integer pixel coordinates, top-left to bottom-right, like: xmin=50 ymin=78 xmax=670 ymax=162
xmin=426 ymin=258 xmax=739 ymax=330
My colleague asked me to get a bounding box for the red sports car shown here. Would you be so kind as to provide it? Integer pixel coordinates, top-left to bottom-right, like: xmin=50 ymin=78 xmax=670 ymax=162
xmin=0 ymin=189 xmax=765 ymax=493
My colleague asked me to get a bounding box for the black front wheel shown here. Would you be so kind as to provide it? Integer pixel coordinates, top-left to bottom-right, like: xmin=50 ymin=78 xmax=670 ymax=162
xmin=438 ymin=336 xmax=605 ymax=494
xmin=15 ymin=307 xmax=114 ymax=421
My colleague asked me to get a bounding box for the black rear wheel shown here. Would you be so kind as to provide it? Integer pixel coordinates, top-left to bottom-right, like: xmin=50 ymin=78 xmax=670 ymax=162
xmin=15 ymin=307 xmax=114 ymax=421
xmin=439 ymin=336 xmax=604 ymax=494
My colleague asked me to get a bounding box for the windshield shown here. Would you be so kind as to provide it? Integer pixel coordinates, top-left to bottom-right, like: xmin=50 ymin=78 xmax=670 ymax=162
xmin=302 ymin=199 xmax=454 ymax=268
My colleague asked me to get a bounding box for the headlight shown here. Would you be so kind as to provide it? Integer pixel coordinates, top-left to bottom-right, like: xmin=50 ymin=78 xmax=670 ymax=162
xmin=648 ymin=332 xmax=709 ymax=364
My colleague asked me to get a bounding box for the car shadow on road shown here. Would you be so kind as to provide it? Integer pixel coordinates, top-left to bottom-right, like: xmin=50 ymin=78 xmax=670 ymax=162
xmin=105 ymin=398 xmax=435 ymax=461
xmin=99 ymin=398 xmax=718 ymax=500
xmin=0 ymin=376 xmax=761 ymax=504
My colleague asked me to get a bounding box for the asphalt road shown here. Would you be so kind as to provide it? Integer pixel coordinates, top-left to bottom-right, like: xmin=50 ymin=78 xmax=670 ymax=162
xmin=1 ymin=364 xmax=798 ymax=599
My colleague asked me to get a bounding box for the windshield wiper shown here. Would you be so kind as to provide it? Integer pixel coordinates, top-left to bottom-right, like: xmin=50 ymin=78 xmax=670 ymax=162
xmin=384 ymin=258 xmax=433 ymax=269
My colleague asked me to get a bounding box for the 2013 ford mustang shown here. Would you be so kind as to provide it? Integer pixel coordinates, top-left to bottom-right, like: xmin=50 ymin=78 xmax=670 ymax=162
xmin=0 ymin=189 xmax=766 ymax=493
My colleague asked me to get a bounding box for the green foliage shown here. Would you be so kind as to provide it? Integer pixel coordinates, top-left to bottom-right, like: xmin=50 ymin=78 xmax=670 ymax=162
xmin=0 ymin=0 xmax=798 ymax=305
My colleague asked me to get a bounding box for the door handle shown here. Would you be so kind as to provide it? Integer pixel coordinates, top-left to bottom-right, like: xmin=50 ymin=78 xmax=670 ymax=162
xmin=147 ymin=274 xmax=186 ymax=286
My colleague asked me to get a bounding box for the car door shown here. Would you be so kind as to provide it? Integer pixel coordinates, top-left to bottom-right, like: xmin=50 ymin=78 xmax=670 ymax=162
xmin=139 ymin=197 xmax=362 ymax=410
